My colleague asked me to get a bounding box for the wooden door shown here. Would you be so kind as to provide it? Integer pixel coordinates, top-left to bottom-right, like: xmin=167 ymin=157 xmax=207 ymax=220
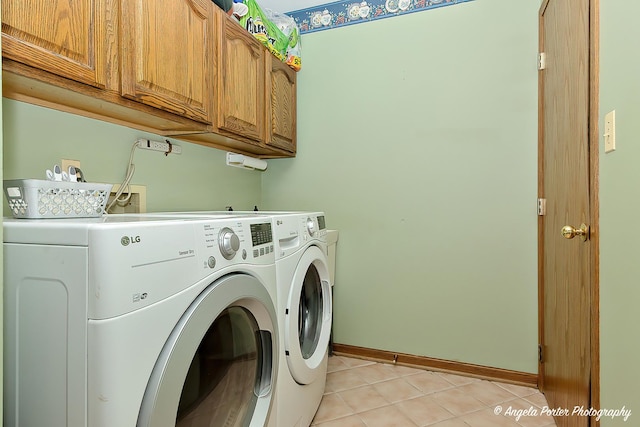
xmin=1 ymin=0 xmax=113 ymax=88
xmin=539 ymin=0 xmax=599 ymax=425
xmin=217 ymin=16 xmax=265 ymax=143
xmin=266 ymin=55 xmax=297 ymax=153
xmin=121 ymin=0 xmax=214 ymax=124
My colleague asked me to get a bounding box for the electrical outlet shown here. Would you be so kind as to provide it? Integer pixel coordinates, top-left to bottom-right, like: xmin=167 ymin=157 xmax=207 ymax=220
xmin=108 ymin=184 xmax=147 ymax=213
xmin=61 ymin=159 xmax=81 ymax=171
xmin=136 ymin=139 xmax=182 ymax=155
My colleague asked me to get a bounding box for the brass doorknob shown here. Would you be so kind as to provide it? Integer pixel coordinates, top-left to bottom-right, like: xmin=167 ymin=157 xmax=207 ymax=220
xmin=561 ymin=223 xmax=590 ymax=241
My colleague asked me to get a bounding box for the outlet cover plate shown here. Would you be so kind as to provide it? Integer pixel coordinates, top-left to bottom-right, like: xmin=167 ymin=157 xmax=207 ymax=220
xmin=604 ymin=110 xmax=616 ymax=153
xmin=61 ymin=159 xmax=81 ymax=171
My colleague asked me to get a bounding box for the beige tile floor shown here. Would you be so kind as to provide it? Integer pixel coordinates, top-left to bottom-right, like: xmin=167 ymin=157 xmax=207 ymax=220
xmin=311 ymin=356 xmax=557 ymax=427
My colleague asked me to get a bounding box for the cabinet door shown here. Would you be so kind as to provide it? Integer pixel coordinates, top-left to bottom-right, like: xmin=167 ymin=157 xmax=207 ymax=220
xmin=217 ymin=17 xmax=265 ymax=142
xmin=1 ymin=0 xmax=112 ymax=88
xmin=121 ymin=0 xmax=214 ymax=124
xmin=267 ymin=56 xmax=297 ymax=153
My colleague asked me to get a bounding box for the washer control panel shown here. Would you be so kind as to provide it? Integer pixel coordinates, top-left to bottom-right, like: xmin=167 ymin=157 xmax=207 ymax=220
xmin=200 ymin=219 xmax=274 ymax=270
xmin=29 ymin=215 xmax=279 ymax=320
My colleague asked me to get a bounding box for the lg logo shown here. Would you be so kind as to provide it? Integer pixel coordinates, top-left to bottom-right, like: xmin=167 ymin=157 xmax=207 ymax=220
xmin=133 ymin=292 xmax=148 ymax=303
xmin=121 ymin=235 xmax=141 ymax=246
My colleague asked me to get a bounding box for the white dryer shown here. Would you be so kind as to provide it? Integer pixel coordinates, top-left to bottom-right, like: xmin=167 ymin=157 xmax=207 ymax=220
xmin=271 ymin=212 xmax=332 ymax=427
xmin=3 ymin=214 xmax=278 ymax=427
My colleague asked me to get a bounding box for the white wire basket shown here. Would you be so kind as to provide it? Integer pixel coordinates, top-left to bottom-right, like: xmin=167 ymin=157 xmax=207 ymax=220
xmin=3 ymin=179 xmax=113 ymax=219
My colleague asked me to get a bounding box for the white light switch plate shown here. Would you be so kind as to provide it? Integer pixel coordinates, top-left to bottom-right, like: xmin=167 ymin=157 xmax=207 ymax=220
xmin=604 ymin=110 xmax=616 ymax=153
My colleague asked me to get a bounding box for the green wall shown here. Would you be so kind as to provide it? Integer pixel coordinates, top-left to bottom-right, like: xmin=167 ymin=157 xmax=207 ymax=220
xmin=3 ymin=100 xmax=263 ymax=212
xmin=599 ymin=1 xmax=640 ymax=423
xmin=262 ymin=0 xmax=539 ymax=373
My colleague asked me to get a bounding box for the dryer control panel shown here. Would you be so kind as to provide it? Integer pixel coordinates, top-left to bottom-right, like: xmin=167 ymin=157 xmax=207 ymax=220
xmin=272 ymin=213 xmax=327 ymax=260
xmin=306 ymin=215 xmax=327 ymax=238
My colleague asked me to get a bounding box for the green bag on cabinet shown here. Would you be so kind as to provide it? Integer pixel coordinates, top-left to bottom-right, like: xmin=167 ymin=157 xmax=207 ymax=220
xmin=239 ymin=0 xmax=289 ymax=62
xmin=263 ymin=7 xmax=301 ymax=71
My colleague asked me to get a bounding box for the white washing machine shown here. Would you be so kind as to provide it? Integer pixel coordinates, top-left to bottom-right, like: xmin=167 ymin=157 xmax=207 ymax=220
xmin=271 ymin=212 xmax=332 ymax=427
xmin=3 ymin=214 xmax=279 ymax=427
xmin=139 ymin=210 xmax=333 ymax=426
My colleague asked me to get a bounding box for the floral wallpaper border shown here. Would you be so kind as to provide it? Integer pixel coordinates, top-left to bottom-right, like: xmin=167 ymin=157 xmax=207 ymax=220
xmin=287 ymin=0 xmax=474 ymax=34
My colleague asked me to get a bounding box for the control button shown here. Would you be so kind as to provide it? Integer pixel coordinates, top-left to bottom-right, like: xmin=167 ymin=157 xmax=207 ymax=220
xmin=219 ymin=227 xmax=240 ymax=260
xmin=242 ymin=249 xmax=247 ymax=260
xmin=207 ymin=256 xmax=216 ymax=269
xmin=254 ymin=249 xmax=259 ymax=258
xmin=260 ymin=247 xmax=265 ymax=256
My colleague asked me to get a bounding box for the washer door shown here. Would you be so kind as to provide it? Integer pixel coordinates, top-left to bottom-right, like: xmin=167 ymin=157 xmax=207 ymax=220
xmin=284 ymin=245 xmax=332 ymax=385
xmin=137 ymin=274 xmax=277 ymax=427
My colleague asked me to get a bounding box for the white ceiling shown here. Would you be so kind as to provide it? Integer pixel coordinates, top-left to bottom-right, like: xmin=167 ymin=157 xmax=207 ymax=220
xmin=257 ymin=0 xmax=327 ymax=13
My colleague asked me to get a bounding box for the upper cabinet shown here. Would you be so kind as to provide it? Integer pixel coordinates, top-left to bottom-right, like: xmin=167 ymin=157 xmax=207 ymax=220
xmin=267 ymin=55 xmax=297 ymax=153
xmin=120 ymin=0 xmax=214 ymax=124
xmin=1 ymin=0 xmax=297 ymax=157
xmin=1 ymin=0 xmax=113 ymax=88
xmin=217 ymin=15 xmax=265 ymax=143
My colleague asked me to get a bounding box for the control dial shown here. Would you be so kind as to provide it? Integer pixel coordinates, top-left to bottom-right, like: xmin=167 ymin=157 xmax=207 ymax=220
xmin=219 ymin=227 xmax=240 ymax=260
xmin=306 ymin=217 xmax=316 ymax=236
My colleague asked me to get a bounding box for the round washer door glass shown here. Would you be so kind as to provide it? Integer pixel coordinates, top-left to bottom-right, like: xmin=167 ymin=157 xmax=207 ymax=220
xmin=299 ymin=265 xmax=323 ymax=359
xmin=285 ymin=245 xmax=332 ymax=385
xmin=177 ymin=306 xmax=260 ymax=426
xmin=138 ymin=274 xmax=277 ymax=427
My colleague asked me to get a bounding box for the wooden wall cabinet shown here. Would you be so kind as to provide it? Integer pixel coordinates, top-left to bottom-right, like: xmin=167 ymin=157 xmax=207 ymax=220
xmin=267 ymin=55 xmax=297 ymax=153
xmin=1 ymin=0 xmax=112 ymax=88
xmin=217 ymin=15 xmax=266 ymax=142
xmin=2 ymin=0 xmax=206 ymax=133
xmin=1 ymin=0 xmax=297 ymax=157
xmin=120 ymin=0 xmax=214 ymax=124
